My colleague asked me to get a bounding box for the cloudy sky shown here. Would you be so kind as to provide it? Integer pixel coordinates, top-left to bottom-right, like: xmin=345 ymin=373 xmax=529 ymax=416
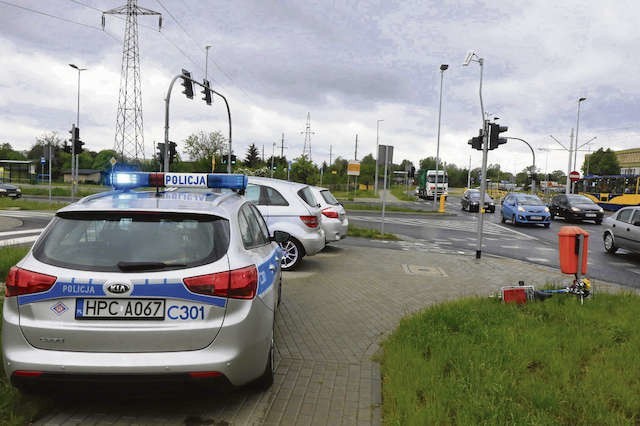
xmin=1 ymin=0 xmax=638 ymax=176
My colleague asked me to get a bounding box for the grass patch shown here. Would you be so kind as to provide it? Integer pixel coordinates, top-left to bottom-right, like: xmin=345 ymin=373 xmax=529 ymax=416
xmin=382 ymin=294 xmax=640 ymax=425
xmin=0 ymin=198 xmax=67 ymax=211
xmin=348 ymin=225 xmax=399 ymax=240
xmin=0 ymin=246 xmax=30 ymax=280
xmin=390 ymin=185 xmax=415 ymax=201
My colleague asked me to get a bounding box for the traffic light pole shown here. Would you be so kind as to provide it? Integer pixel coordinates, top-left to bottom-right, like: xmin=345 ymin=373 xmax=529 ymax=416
xmin=475 ymin=57 xmax=486 ymax=260
xmin=164 ymin=71 xmax=232 ymax=173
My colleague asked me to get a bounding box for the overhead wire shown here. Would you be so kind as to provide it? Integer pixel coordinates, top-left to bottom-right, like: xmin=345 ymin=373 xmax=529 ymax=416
xmin=0 ymin=0 xmax=121 ymax=42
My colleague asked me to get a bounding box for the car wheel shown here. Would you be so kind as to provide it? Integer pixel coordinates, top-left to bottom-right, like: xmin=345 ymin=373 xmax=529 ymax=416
xmin=279 ymin=238 xmax=303 ymax=270
xmin=501 ymin=213 xmax=506 ymax=223
xmin=512 ymin=215 xmax=517 ymax=226
xmin=544 ymin=223 xmax=550 ymax=228
xmin=550 ymin=212 xmax=555 ymax=220
xmin=253 ymin=324 xmax=275 ymax=389
xmin=595 ymin=219 xmax=602 ymax=225
xmin=604 ymin=232 xmax=618 ymax=254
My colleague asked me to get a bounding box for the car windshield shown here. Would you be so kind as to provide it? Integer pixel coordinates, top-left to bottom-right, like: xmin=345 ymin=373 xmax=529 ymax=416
xmin=566 ymin=195 xmax=594 ymax=204
xmin=33 ymin=211 xmax=230 ymax=272
xmin=516 ymin=195 xmax=543 ymax=205
xmin=468 ymin=192 xmax=480 ymax=199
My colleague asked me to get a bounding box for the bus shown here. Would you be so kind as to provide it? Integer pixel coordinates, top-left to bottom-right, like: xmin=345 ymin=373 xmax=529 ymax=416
xmin=575 ymin=174 xmax=640 ymax=210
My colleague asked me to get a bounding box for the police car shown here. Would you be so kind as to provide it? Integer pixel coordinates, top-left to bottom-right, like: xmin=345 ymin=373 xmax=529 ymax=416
xmin=2 ymin=172 xmax=286 ymax=392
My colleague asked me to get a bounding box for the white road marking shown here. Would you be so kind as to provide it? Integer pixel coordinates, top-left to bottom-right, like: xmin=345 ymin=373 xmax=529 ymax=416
xmin=525 ymin=257 xmax=550 ymax=263
xmin=0 ymin=235 xmax=38 ymax=247
xmin=0 ymin=228 xmax=45 ymax=237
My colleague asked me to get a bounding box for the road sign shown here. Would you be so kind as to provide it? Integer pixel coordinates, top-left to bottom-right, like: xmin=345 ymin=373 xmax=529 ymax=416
xmin=110 ymin=157 xmax=117 ymax=166
xmin=40 ymin=156 xmax=46 ymax=164
xmin=569 ymin=171 xmax=580 ymax=182
xmin=347 ymin=161 xmax=360 ymax=176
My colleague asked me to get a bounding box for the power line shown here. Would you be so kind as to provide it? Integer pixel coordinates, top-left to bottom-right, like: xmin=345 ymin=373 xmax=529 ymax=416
xmin=0 ymin=0 xmax=120 ymax=42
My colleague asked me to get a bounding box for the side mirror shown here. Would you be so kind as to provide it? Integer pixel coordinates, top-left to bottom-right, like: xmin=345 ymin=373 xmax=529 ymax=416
xmin=271 ymin=230 xmax=291 ymax=244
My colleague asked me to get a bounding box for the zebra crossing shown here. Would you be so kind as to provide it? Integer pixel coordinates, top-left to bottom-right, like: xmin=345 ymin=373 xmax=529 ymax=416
xmin=349 ymin=215 xmax=535 ymax=240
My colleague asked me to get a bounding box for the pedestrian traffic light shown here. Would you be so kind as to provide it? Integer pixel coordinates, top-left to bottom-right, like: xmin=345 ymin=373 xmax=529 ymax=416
xmin=489 ymin=123 xmax=508 ymax=150
xmin=468 ymin=129 xmax=484 ymax=150
xmin=181 ymin=69 xmax=194 ymax=99
xmin=157 ymin=142 xmax=165 ymax=165
xmin=168 ymin=141 xmax=177 ymax=164
xmin=201 ymin=79 xmax=212 ymax=105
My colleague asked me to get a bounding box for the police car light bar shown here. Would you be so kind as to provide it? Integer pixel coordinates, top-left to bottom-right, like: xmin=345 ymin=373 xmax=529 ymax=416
xmin=111 ymin=172 xmax=248 ymax=191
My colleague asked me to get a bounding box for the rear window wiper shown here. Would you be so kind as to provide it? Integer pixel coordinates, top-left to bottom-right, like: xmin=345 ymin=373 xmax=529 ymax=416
xmin=117 ymin=261 xmax=187 ymax=271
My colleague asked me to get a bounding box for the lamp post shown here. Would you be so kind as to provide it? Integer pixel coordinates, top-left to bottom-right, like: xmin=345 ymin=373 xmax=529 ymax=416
xmin=550 ymin=130 xmax=574 ymax=195
xmin=433 ymin=64 xmax=448 ymax=210
xmin=69 ymin=63 xmax=86 ymax=201
xmin=463 ymin=50 xmax=487 ymax=259
xmin=374 ymin=119 xmax=384 ymax=196
xmin=573 ymin=97 xmax=586 ymax=192
xmin=506 ymin=137 xmax=535 ymax=194
xmin=205 ymin=45 xmax=211 ymax=80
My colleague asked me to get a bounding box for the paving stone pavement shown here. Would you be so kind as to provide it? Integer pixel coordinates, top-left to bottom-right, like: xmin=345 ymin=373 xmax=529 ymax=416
xmin=31 ymin=240 xmax=622 ymax=425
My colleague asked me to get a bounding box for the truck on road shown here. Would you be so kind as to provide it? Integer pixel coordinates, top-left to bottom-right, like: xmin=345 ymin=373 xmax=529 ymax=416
xmin=417 ymin=169 xmax=448 ymax=200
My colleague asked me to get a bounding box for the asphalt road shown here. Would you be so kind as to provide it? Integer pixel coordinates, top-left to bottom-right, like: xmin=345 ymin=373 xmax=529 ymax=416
xmin=349 ymin=195 xmax=640 ymax=289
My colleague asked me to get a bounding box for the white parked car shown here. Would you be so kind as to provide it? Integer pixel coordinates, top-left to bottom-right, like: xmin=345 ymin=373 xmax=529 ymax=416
xmin=246 ymin=177 xmax=325 ymax=270
xmin=311 ymin=186 xmax=348 ymax=243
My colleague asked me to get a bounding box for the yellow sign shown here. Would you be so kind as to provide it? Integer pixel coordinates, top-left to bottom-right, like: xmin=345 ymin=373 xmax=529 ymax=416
xmin=347 ymin=161 xmax=361 ymax=176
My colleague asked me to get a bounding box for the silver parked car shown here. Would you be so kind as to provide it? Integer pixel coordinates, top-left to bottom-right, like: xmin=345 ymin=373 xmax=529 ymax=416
xmin=246 ymin=177 xmax=325 ymax=270
xmin=2 ymin=172 xmax=284 ymax=392
xmin=602 ymin=206 xmax=640 ymax=254
xmin=311 ymin=186 xmax=348 ymax=243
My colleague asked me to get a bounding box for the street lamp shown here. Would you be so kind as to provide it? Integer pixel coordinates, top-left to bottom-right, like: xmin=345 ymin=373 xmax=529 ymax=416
xmin=205 ymin=45 xmax=211 ymax=80
xmin=69 ymin=63 xmax=86 ymax=201
xmin=573 ymin=97 xmax=587 ymax=176
xmin=433 ymin=64 xmax=448 ymax=210
xmin=374 ymin=119 xmax=384 ymax=195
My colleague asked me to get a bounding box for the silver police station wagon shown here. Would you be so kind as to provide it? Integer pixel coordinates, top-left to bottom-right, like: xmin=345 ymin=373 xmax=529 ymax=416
xmin=2 ymin=172 xmax=285 ymax=392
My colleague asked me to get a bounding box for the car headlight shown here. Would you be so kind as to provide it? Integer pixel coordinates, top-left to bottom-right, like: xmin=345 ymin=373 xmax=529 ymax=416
xmin=0 ymin=188 xmax=6 ymax=193
xmin=598 ymin=208 xmax=603 ymax=213
xmin=16 ymin=188 xmax=21 ymax=193
xmin=471 ymin=201 xmax=478 ymax=205
xmin=544 ymin=207 xmax=550 ymax=213
xmin=518 ymin=206 xmax=525 ymax=212
xmin=571 ymin=207 xmax=580 ymax=212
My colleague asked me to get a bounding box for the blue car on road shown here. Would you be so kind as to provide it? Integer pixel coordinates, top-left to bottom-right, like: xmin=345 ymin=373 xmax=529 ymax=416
xmin=500 ymin=193 xmax=551 ymax=228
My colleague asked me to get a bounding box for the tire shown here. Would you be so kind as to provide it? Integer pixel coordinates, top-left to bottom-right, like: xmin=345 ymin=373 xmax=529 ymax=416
xmin=279 ymin=238 xmax=303 ymax=271
xmin=544 ymin=223 xmax=550 ymax=228
xmin=604 ymin=232 xmax=618 ymax=254
xmin=550 ymin=212 xmax=555 ymax=220
xmin=595 ymin=219 xmax=602 ymax=225
xmin=501 ymin=213 xmax=506 ymax=223
xmin=512 ymin=215 xmax=517 ymax=226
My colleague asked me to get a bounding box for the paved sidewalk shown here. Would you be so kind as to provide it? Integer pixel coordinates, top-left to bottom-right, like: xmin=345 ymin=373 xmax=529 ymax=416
xmin=32 ymin=239 xmax=623 ymax=425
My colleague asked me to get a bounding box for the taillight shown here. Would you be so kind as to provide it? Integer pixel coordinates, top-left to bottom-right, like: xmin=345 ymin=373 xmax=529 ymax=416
xmin=321 ymin=208 xmax=339 ymax=219
xmin=183 ymin=265 xmax=257 ymax=300
xmin=300 ymin=215 xmax=319 ymax=228
xmin=5 ymin=267 xmax=56 ymax=297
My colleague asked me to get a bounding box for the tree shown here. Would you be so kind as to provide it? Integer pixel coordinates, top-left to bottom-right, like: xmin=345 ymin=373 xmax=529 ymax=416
xmin=0 ymin=143 xmax=26 ymax=160
xmin=290 ymin=155 xmax=318 ymax=185
xmin=183 ymin=130 xmax=227 ymax=172
xmin=584 ymin=148 xmax=620 ymax=175
xmin=91 ymin=150 xmax=118 ymax=171
xmin=419 ymin=157 xmax=437 ymax=170
xmin=244 ymin=143 xmax=262 ymax=168
xmin=358 ymin=154 xmax=375 ymax=187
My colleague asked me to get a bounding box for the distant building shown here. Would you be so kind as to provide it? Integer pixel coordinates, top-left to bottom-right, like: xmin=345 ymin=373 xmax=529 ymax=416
xmin=585 ymin=148 xmax=640 ymax=175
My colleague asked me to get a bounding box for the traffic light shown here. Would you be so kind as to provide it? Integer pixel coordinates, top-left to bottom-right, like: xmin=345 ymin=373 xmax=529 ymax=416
xmin=157 ymin=142 xmax=165 ymax=165
xmin=74 ymin=139 xmax=84 ymax=154
xmin=409 ymin=166 xmax=416 ymax=178
xmin=221 ymin=154 xmax=237 ymax=165
xmin=468 ymin=128 xmax=484 ymax=150
xmin=168 ymin=141 xmax=177 ymax=164
xmin=489 ymin=123 xmax=508 ymax=150
xmin=181 ymin=69 xmax=194 ymax=99
xmin=201 ymin=79 xmax=212 ymax=105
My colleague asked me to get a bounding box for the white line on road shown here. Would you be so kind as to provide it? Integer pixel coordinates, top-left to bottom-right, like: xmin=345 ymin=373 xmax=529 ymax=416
xmin=525 ymin=257 xmax=550 ymax=263
xmin=493 ymin=223 xmax=538 ymax=241
xmin=0 ymin=236 xmax=38 ymax=247
xmin=0 ymin=228 xmax=45 ymax=237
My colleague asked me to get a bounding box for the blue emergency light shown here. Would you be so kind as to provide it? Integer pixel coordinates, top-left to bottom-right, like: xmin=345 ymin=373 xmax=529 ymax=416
xmin=110 ymin=172 xmax=248 ymax=192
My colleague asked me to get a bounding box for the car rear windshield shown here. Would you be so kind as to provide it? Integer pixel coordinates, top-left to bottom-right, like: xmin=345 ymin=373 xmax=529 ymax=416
xmin=298 ymin=186 xmax=319 ymax=208
xmin=32 ymin=211 xmax=230 ymax=272
xmin=566 ymin=195 xmax=594 ymax=204
xmin=320 ymin=190 xmax=339 ymax=205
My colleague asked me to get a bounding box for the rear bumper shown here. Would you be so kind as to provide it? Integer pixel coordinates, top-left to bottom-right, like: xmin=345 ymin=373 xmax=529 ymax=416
xmin=2 ymin=298 xmax=273 ymax=388
xmin=298 ymin=229 xmax=326 ymax=256
xmin=322 ymin=218 xmax=349 ymax=243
